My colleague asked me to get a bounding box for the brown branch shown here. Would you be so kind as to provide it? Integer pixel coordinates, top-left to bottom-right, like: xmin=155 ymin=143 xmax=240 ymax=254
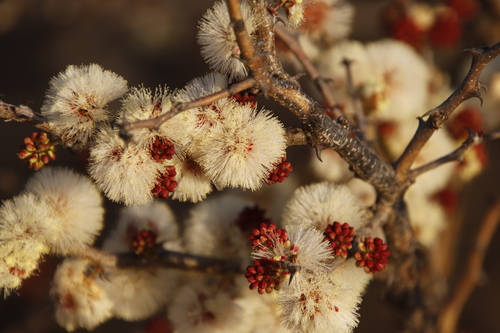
xmin=409 ymin=130 xmax=481 ymax=180
xmin=395 ymin=42 xmax=500 ymax=182
xmin=120 ymin=78 xmax=256 ymax=134
xmin=0 ymin=101 xmax=53 ymax=132
xmin=73 ymin=246 xmax=243 ymax=274
xmin=285 ymin=126 xmax=308 ymax=146
xmin=437 ymin=198 xmax=500 ymax=333
xmin=274 ymin=25 xmax=343 ymax=119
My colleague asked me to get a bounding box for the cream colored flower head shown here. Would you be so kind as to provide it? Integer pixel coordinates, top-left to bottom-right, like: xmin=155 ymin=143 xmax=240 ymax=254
xmin=41 ymin=64 xmax=127 ymax=146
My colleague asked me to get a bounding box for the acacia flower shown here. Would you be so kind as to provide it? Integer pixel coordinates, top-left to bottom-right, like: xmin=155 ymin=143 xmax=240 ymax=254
xmin=119 ymin=86 xmax=181 ymax=150
xmin=0 ymin=194 xmax=51 ymax=295
xmin=197 ymin=0 xmax=259 ymax=81
xmin=41 ymin=64 xmax=127 ymax=146
xmin=101 ymin=201 xmax=181 ymax=320
xmin=278 ymin=275 xmax=360 ymax=333
xmin=191 ymin=104 xmax=286 ymax=191
xmin=168 ymin=278 xmax=250 ymax=333
xmin=183 ymin=194 xmax=253 ymax=263
xmin=23 ymin=167 xmax=104 ymax=254
xmin=88 ymin=127 xmax=166 ymax=205
xmin=170 ymin=156 xmax=213 ymax=203
xmin=282 ymin=182 xmax=369 ymax=232
xmin=299 ymin=0 xmax=355 ymax=43
xmin=51 ymin=258 xmax=113 ymax=331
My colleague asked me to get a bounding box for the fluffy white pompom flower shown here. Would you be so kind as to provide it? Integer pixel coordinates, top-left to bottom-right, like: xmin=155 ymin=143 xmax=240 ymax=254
xmin=168 ymin=276 xmax=251 ymax=333
xmin=101 ymin=201 xmax=181 ymax=320
xmin=364 ymin=39 xmax=430 ymax=121
xmin=191 ymin=104 xmax=286 ymax=191
xmin=278 ymin=274 xmax=360 ymax=333
xmin=104 ymin=200 xmax=181 ymax=253
xmin=197 ymin=0 xmax=259 ymax=81
xmin=184 ymin=193 xmax=253 ymax=264
xmin=88 ymin=126 xmax=165 ymax=205
xmin=172 ymin=72 xmax=232 ymax=147
xmin=119 ymin=85 xmax=186 ymax=153
xmin=299 ymin=0 xmax=355 ymax=43
xmin=282 ymin=182 xmax=369 ymax=231
xmin=51 ymin=258 xmax=113 ymax=332
xmin=0 ymin=194 xmax=51 ymax=295
xmin=23 ymin=167 xmax=104 ymax=254
xmin=41 ymin=64 xmax=127 ymax=145
xmin=252 ymin=224 xmax=334 ymax=283
xmin=170 ymin=156 xmax=213 ymax=203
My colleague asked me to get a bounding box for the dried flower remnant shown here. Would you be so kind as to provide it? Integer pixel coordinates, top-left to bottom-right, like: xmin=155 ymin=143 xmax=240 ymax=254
xmin=18 ymin=132 xmax=57 ymax=170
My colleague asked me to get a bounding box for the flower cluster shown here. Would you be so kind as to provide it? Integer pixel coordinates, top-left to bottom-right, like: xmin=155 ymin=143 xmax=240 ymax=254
xmin=0 ymin=168 xmax=103 ymax=295
xmin=17 ymin=131 xmax=57 ymax=170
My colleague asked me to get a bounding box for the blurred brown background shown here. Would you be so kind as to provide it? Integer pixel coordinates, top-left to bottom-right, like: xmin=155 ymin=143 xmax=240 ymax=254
xmin=0 ymin=0 xmax=499 ymax=332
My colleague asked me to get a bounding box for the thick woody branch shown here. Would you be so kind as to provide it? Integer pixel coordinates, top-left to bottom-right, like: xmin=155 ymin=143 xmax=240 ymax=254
xmin=395 ymin=42 xmax=500 ymax=182
xmin=227 ymin=1 xmax=397 ymax=199
xmin=438 ymin=198 xmax=500 ymax=333
xmin=285 ymin=126 xmax=308 ymax=146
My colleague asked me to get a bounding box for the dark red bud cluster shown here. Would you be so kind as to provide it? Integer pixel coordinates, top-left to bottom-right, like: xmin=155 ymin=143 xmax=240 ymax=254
xmin=323 ymin=222 xmax=355 ymax=259
xmin=131 ymin=229 xmax=158 ymax=256
xmin=245 ymin=258 xmax=289 ymax=294
xmin=235 ymin=205 xmax=272 ymax=234
xmin=354 ymin=237 xmax=391 ymax=274
xmin=248 ymin=222 xmax=289 ymax=250
xmin=150 ymin=136 xmax=175 ymax=163
xmin=152 ymin=165 xmax=178 ymax=199
xmin=267 ymin=157 xmax=293 ymax=185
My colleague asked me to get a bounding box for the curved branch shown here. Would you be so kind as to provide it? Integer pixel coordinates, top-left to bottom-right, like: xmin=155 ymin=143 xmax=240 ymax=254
xmin=395 ymin=42 xmax=500 ymax=182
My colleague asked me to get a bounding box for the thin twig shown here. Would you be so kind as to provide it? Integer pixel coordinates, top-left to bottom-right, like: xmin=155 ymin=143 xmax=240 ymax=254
xmin=274 ymin=25 xmax=343 ymax=119
xmin=409 ymin=130 xmax=480 ymax=180
xmin=120 ymin=78 xmax=256 ymax=134
xmin=437 ymin=198 xmax=500 ymax=333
